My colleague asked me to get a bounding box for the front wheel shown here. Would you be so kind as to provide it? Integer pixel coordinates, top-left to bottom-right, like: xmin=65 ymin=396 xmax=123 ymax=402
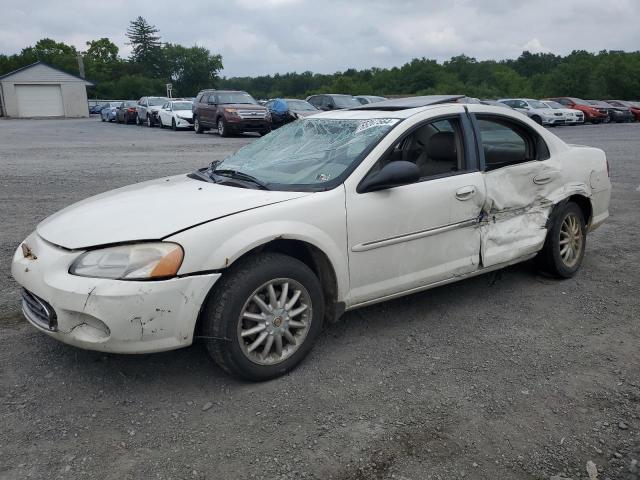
xmin=171 ymin=118 xmax=177 ymax=131
xmin=147 ymin=115 xmax=153 ymax=127
xmin=217 ymin=118 xmax=229 ymax=137
xmin=194 ymin=117 xmax=204 ymax=134
xmin=535 ymin=202 xmax=586 ymax=278
xmin=202 ymin=253 xmax=324 ymax=381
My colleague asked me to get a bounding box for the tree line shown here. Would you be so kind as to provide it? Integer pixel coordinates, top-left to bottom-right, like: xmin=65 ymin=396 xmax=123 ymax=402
xmin=220 ymin=50 xmax=640 ymax=101
xmin=0 ymin=17 xmax=223 ymax=99
xmin=1 ymin=17 xmax=639 ymax=101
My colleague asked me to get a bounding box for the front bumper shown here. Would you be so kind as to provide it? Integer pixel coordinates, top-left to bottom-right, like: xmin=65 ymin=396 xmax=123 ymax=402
xmin=542 ymin=116 xmax=566 ymax=126
xmin=175 ymin=117 xmax=194 ymax=128
xmin=11 ymin=232 xmax=220 ymax=354
xmin=226 ymin=118 xmax=271 ymax=132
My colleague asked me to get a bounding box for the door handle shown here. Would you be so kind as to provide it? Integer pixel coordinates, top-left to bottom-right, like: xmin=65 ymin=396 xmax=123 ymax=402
xmin=533 ymin=174 xmax=554 ymax=185
xmin=455 ymin=185 xmax=476 ymax=201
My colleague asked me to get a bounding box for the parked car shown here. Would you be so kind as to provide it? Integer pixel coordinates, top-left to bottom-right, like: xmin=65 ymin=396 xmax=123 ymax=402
xmin=540 ymin=100 xmax=584 ymax=125
xmin=100 ymin=102 xmax=122 ymax=122
xmin=481 ymin=100 xmax=514 ymax=109
xmin=115 ymin=101 xmax=139 ymax=124
xmin=265 ymin=98 xmax=318 ymax=128
xmin=545 ymin=97 xmax=607 ymax=124
xmin=306 ymin=94 xmax=362 ymax=111
xmin=587 ymin=100 xmax=634 ymax=123
xmin=607 ymin=100 xmax=640 ymax=121
xmin=192 ymin=90 xmax=271 ymax=136
xmin=89 ymin=103 xmax=106 ymax=114
xmin=157 ymin=100 xmax=194 ymax=130
xmin=136 ymin=96 xmax=169 ymax=127
xmin=498 ymin=98 xmax=566 ymax=126
xmin=457 ymin=97 xmax=483 ymax=104
xmin=355 ymin=95 xmax=387 ymax=105
xmin=12 ymin=95 xmax=611 ymax=381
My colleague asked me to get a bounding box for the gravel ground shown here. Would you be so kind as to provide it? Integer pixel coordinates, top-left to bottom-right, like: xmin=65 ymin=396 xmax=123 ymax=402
xmin=0 ymin=118 xmax=638 ymax=480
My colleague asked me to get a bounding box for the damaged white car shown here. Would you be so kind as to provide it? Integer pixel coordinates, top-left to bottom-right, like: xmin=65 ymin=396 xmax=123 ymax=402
xmin=12 ymin=96 xmax=611 ymax=381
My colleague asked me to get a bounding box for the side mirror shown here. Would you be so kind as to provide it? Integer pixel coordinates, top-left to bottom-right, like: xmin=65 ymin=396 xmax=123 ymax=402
xmin=358 ymin=161 xmax=421 ymax=193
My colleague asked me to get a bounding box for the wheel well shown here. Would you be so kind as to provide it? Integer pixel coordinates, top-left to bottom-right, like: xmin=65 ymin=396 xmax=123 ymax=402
xmin=256 ymin=239 xmax=340 ymax=322
xmin=194 ymin=239 xmax=341 ymax=338
xmin=567 ymin=194 xmax=593 ymax=226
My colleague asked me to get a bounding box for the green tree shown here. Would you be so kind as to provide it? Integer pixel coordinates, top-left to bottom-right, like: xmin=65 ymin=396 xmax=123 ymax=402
xmin=20 ymin=38 xmax=79 ymax=74
xmin=85 ymin=38 xmax=120 ymax=82
xmin=162 ymin=44 xmax=223 ymax=96
xmin=126 ymin=16 xmax=162 ymax=76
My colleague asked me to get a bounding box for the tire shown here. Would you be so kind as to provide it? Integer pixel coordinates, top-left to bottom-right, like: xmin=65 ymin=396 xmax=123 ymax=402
xmin=171 ymin=118 xmax=177 ymax=131
xmin=147 ymin=115 xmax=153 ymax=127
xmin=217 ymin=117 xmax=229 ymax=137
xmin=531 ymin=115 xmax=542 ymax=125
xmin=202 ymin=253 xmax=325 ymax=381
xmin=194 ymin=117 xmax=204 ymax=134
xmin=158 ymin=116 xmax=164 ymax=128
xmin=535 ymin=202 xmax=587 ymax=278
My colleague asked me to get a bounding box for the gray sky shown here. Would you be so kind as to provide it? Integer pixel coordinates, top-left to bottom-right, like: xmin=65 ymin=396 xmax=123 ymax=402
xmin=1 ymin=0 xmax=639 ymax=77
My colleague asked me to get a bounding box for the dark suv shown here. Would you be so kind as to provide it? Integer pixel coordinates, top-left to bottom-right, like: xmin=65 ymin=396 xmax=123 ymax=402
xmin=192 ymin=90 xmax=271 ymax=136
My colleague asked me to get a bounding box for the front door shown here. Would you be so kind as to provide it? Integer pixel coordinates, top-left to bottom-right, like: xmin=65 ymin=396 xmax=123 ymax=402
xmin=345 ymin=113 xmax=486 ymax=306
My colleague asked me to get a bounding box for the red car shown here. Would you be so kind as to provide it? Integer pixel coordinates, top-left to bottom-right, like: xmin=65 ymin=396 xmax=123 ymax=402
xmin=546 ymin=97 xmax=608 ymax=124
xmin=608 ymin=100 xmax=640 ymax=122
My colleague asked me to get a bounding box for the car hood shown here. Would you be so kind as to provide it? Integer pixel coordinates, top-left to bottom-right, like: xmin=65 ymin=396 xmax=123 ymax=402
xmin=221 ymin=103 xmax=267 ymax=111
xmin=37 ymin=175 xmax=310 ymax=250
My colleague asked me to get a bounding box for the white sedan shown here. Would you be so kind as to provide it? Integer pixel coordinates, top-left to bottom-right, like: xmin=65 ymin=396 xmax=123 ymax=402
xmin=157 ymin=100 xmax=194 ymax=130
xmin=12 ymin=96 xmax=611 ymax=381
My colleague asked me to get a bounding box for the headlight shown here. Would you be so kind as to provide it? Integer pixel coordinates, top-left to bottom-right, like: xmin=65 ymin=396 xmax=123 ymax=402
xmin=69 ymin=242 xmax=184 ymax=280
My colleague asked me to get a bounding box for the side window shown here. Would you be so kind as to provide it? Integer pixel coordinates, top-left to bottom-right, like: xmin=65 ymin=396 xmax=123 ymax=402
xmin=476 ymin=116 xmax=549 ymax=171
xmin=369 ymin=117 xmax=466 ymax=180
xmin=558 ymin=99 xmax=570 ymax=106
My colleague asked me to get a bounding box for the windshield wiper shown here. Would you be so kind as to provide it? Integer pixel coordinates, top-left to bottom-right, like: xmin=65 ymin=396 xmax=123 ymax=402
xmin=212 ymin=169 xmax=270 ymax=190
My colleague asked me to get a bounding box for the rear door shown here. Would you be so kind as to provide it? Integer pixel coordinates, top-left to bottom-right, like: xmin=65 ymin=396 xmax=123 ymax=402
xmin=468 ymin=108 xmax=564 ymax=267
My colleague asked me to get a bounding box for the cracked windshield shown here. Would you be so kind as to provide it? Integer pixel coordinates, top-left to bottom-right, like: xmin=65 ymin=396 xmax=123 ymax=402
xmin=213 ymin=118 xmax=399 ymax=187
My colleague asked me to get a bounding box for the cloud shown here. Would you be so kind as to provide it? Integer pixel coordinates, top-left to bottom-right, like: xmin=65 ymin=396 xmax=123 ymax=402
xmin=0 ymin=0 xmax=638 ymax=76
xmin=523 ymin=38 xmax=550 ymax=54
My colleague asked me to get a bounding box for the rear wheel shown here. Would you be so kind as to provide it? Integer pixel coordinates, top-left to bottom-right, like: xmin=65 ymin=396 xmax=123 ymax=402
xmin=202 ymin=253 xmax=324 ymax=381
xmin=535 ymin=202 xmax=586 ymax=278
xmin=531 ymin=115 xmax=542 ymax=125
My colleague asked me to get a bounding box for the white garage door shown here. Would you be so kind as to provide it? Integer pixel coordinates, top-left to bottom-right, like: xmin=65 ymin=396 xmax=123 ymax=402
xmin=15 ymin=84 xmax=64 ymax=117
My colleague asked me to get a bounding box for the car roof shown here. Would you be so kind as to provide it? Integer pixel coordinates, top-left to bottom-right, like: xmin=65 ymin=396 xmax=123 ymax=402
xmin=349 ymin=95 xmax=465 ymax=111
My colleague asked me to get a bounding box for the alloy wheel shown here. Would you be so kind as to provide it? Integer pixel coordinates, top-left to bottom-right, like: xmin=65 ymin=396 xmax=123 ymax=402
xmin=236 ymin=278 xmax=312 ymax=365
xmin=559 ymin=213 xmax=583 ymax=268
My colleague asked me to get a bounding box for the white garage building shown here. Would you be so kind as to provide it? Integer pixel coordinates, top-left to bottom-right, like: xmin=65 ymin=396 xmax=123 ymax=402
xmin=0 ymin=61 xmax=93 ymax=118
